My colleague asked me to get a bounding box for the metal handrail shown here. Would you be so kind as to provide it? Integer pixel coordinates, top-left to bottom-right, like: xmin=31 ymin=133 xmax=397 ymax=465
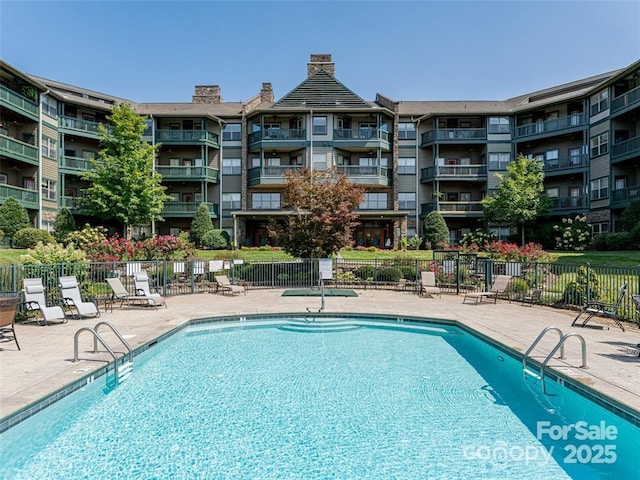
xmin=540 ymin=333 xmax=588 ymax=393
xmin=73 ymin=327 xmax=120 ymax=381
xmin=93 ymin=321 xmax=133 ymax=364
xmin=522 ymin=326 xmax=565 ymax=375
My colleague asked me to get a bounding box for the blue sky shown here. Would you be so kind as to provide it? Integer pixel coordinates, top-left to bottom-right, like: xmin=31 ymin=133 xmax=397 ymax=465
xmin=1 ymin=1 xmax=639 ymax=104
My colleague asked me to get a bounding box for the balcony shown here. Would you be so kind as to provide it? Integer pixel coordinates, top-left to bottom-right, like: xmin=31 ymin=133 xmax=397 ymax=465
xmin=549 ymin=196 xmax=587 ymax=214
xmin=611 ymin=85 xmax=640 ymax=115
xmin=247 ymin=165 xmax=304 ymax=187
xmin=0 ymin=134 xmax=38 ymax=165
xmin=60 ymin=196 xmax=83 ymax=211
xmin=336 ymin=165 xmax=391 ymax=186
xmin=0 ymin=85 xmax=39 ymax=121
xmin=513 ymin=114 xmax=587 ymax=139
xmin=542 ymin=154 xmax=589 ymax=177
xmin=0 ymin=184 xmax=38 ymax=209
xmin=156 ymin=130 xmax=219 ymax=148
xmin=162 ymin=201 xmax=218 ymax=218
xmin=332 ymin=128 xmax=391 ymax=151
xmin=247 ymin=129 xmax=307 ymax=152
xmin=420 ymin=128 xmax=486 ymax=146
xmin=60 ymin=155 xmax=94 ymax=175
xmin=611 ymin=185 xmax=640 ymax=209
xmin=59 ymin=116 xmax=102 ymax=138
xmin=421 ymin=201 xmax=484 ymax=217
xmin=156 ymin=166 xmax=219 ymax=183
xmin=420 ymin=164 xmax=487 ymax=182
xmin=611 ymin=135 xmax=640 ymax=163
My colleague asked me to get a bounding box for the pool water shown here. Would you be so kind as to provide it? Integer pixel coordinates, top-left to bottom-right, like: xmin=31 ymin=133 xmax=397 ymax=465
xmin=1 ymin=318 xmax=638 ymax=479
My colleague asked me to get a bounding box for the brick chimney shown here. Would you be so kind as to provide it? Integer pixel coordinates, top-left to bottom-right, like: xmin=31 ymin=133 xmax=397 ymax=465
xmin=260 ymin=82 xmax=274 ymax=103
xmin=192 ymin=85 xmax=222 ymax=104
xmin=307 ymin=54 xmax=335 ymax=77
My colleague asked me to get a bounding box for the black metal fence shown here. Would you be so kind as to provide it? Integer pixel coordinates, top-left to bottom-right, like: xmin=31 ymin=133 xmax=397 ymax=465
xmin=1 ymin=256 xmax=638 ymax=323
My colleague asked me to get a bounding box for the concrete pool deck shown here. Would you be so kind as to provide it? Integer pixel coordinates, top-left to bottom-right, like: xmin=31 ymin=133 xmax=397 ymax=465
xmin=1 ymin=289 xmax=639 ymax=421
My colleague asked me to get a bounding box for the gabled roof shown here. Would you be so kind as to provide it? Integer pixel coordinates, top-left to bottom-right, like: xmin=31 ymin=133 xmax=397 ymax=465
xmin=271 ymin=68 xmax=373 ymax=110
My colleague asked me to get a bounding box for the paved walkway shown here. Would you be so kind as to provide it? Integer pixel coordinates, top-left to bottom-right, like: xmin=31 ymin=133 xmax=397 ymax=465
xmin=1 ymin=289 xmax=639 ymax=420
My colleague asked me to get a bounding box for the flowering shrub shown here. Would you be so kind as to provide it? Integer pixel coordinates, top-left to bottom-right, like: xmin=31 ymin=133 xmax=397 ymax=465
xmin=66 ymin=224 xmax=108 ymax=248
xmin=460 ymin=229 xmax=496 ymax=251
xmin=84 ymin=234 xmax=195 ymax=262
xmin=553 ymin=215 xmax=591 ymax=251
xmin=460 ymin=240 xmax=553 ymax=263
xmin=19 ymin=243 xmax=88 ymax=289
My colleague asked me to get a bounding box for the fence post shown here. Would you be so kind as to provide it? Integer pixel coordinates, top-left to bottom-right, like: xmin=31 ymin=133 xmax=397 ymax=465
xmin=455 ymin=255 xmax=460 ymax=295
xmin=485 ymin=258 xmax=493 ymax=291
xmin=586 ymin=263 xmax=591 ymax=303
xmin=162 ymin=259 xmax=167 ymax=296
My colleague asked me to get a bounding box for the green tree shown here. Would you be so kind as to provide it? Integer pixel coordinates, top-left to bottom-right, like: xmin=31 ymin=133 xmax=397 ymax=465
xmin=189 ymin=203 xmax=214 ymax=247
xmin=620 ymin=199 xmax=640 ymax=232
xmin=81 ymin=102 xmax=170 ymax=238
xmin=202 ymin=229 xmax=228 ymax=250
xmin=0 ymin=197 xmax=31 ymax=245
xmin=269 ymin=168 xmax=365 ymax=258
xmin=482 ymin=155 xmax=550 ymax=245
xmin=422 ymin=211 xmax=449 ymax=248
xmin=53 ymin=207 xmax=77 ymax=244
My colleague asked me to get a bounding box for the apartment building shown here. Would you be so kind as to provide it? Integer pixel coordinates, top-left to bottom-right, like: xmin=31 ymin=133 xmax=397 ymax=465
xmin=1 ymin=54 xmax=639 ymax=247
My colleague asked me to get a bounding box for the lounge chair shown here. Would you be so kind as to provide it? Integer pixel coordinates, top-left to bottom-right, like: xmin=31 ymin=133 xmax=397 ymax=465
xmin=633 ymin=295 xmax=640 ymax=357
xmin=521 ymin=289 xmax=542 ymax=307
xmin=214 ymin=275 xmax=246 ymax=295
xmin=0 ymin=296 xmax=21 ymax=350
xmin=59 ymin=276 xmax=100 ymax=318
xmin=106 ymin=277 xmax=152 ymax=310
xmin=419 ymin=271 xmax=441 ymax=298
xmin=463 ymin=275 xmax=512 ymax=305
xmin=571 ymin=282 xmax=627 ymax=332
xmin=133 ymin=272 xmax=167 ymax=308
xmin=22 ymin=278 xmax=67 ymax=325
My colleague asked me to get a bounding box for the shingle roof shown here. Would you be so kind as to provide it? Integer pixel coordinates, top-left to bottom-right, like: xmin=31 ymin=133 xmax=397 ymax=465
xmin=271 ymin=69 xmax=373 ymax=110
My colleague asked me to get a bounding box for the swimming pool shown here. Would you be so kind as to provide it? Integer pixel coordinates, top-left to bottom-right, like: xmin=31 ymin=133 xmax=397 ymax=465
xmin=1 ymin=316 xmax=638 ymax=479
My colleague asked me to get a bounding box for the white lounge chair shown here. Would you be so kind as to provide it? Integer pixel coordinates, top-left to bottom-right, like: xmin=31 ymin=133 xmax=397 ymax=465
xmin=59 ymin=276 xmax=100 ymax=318
xmin=106 ymin=277 xmax=152 ymax=310
xmin=419 ymin=271 xmax=441 ymax=298
xmin=133 ymin=272 xmax=166 ymax=308
xmin=22 ymin=278 xmax=67 ymax=325
xmin=214 ymin=275 xmax=246 ymax=295
xmin=463 ymin=275 xmax=512 ymax=305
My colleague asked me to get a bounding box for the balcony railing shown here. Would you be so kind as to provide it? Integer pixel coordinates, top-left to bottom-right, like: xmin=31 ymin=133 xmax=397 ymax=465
xmin=60 ymin=155 xmax=94 ymax=174
xmin=162 ymin=201 xmax=218 ymax=217
xmin=611 ymin=85 xmax=640 ymax=113
xmin=420 ymin=128 xmax=486 ymax=145
xmin=247 ymin=165 xmax=305 ymax=186
xmin=0 ymin=134 xmax=39 ymax=164
xmin=248 ymin=129 xmax=306 ymax=143
xmin=155 ymin=130 xmax=219 ymax=147
xmin=0 ymin=184 xmax=38 ymax=208
xmin=513 ymin=114 xmax=587 ymax=138
xmin=420 ymin=164 xmax=487 ymax=181
xmin=611 ymin=135 xmax=640 ymax=162
xmin=59 ymin=115 xmax=102 ymax=136
xmin=421 ymin=201 xmax=484 ymax=216
xmin=0 ymin=85 xmax=39 ymax=120
xmin=336 ymin=165 xmax=390 ymax=186
xmin=333 ymin=128 xmax=390 ymax=142
xmin=550 ymin=196 xmax=587 ymax=212
xmin=61 ymin=196 xmax=83 ymax=210
xmin=156 ymin=166 xmax=219 ymax=183
xmin=542 ymin=154 xmax=589 ymax=175
xmin=611 ymin=185 xmax=640 ymax=207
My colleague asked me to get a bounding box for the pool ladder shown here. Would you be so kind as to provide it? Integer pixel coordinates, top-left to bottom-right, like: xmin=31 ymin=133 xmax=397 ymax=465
xmin=73 ymin=321 xmax=133 ymax=387
xmin=522 ymin=327 xmax=588 ymax=394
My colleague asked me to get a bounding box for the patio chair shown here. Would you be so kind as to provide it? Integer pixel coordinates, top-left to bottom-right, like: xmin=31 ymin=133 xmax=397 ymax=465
xmin=133 ymin=272 xmax=167 ymax=308
xmin=59 ymin=276 xmax=100 ymax=318
xmin=463 ymin=275 xmax=512 ymax=305
xmin=419 ymin=271 xmax=441 ymax=298
xmin=213 ymin=275 xmax=246 ymax=295
xmin=521 ymin=289 xmax=542 ymax=307
xmin=633 ymin=295 xmax=640 ymax=357
xmin=106 ymin=277 xmax=151 ymax=310
xmin=0 ymin=296 xmax=21 ymax=350
xmin=572 ymin=282 xmax=627 ymax=332
xmin=22 ymin=278 xmax=67 ymax=325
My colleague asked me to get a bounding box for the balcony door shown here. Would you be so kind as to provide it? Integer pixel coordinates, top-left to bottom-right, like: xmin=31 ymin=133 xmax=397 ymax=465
xmin=569 ymin=187 xmax=581 ymax=207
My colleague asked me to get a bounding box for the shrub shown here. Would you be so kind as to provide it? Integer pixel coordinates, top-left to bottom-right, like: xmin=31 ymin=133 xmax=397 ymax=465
xmin=355 ymin=265 xmax=376 ymax=281
xmin=398 ymin=265 xmax=417 ymax=280
xmin=0 ymin=197 xmax=31 ymax=242
xmin=13 ymin=228 xmax=55 ymax=249
xmin=53 ymin=208 xmax=77 ymax=244
xmin=189 ymin=204 xmax=215 ymax=247
xmin=562 ymin=266 xmax=600 ymax=306
xmin=202 ymin=229 xmax=228 ymax=250
xmin=620 ymin=199 xmax=640 ymax=232
xmin=630 ymin=222 xmax=640 ymax=247
xmin=406 ymin=234 xmax=422 ymax=250
xmin=592 ymin=232 xmax=633 ymax=251
xmin=506 ymin=278 xmax=529 ymax=298
xmin=552 ymin=215 xmax=591 ymax=251
xmin=423 ymin=211 xmax=449 ymax=249
xmin=0 ymin=229 xmax=4 ymax=243
xmin=460 ymin=229 xmax=496 ymax=250
xmin=376 ymin=267 xmax=402 ymax=282
xmin=20 ymin=243 xmax=88 ymax=289
xmin=67 ymin=224 xmax=108 ymax=249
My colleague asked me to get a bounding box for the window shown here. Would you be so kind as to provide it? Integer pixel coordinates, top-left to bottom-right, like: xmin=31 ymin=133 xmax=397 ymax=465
xmin=41 ymin=179 xmax=57 ymax=201
xmin=222 ymin=193 xmax=241 ymax=210
xmin=546 ymin=150 xmax=559 ymax=168
xmin=488 ymin=152 xmax=510 ymax=170
xmin=42 ymin=96 xmax=57 ymax=117
xmin=359 ymin=123 xmax=376 ymax=139
xmin=222 ymin=158 xmax=241 ymax=175
xmin=41 ymin=137 xmax=57 ymax=159
xmin=360 ymin=193 xmax=387 ymax=210
xmin=252 ymin=192 xmax=280 ymax=209
xmin=569 ymin=147 xmax=582 ymax=165
xmin=590 ymin=177 xmax=609 ymax=200
xmin=591 ymin=222 xmax=609 ymax=236
xmin=590 ymin=132 xmax=608 ymax=157
xmin=590 ymin=90 xmax=609 ymax=115
xmin=313 ymin=153 xmax=327 ymax=171
xmin=489 ymin=226 xmax=510 ymax=241
xmin=398 ymin=193 xmax=416 ymax=210
xmin=312 ymin=116 xmax=327 ymax=135
xmin=222 ymin=124 xmax=242 ymax=141
xmin=488 ymin=117 xmax=510 ymax=134
xmin=546 ymin=187 xmax=559 ymax=197
xmin=398 ymin=157 xmax=416 ymax=174
xmin=397 ymin=123 xmax=416 ymax=140
xmin=142 ymin=119 xmax=153 ymax=136
xmin=0 ymin=173 xmax=7 ymax=184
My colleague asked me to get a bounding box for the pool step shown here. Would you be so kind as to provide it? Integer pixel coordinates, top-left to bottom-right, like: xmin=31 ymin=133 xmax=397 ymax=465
xmin=118 ymin=361 xmax=134 ymax=383
xmin=279 ymin=321 xmax=361 ymax=333
xmin=523 ymin=367 xmax=541 ymax=381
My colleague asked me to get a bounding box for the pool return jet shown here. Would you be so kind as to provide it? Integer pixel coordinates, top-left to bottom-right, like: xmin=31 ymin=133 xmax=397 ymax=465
xmin=307 ymin=258 xmax=333 ymax=314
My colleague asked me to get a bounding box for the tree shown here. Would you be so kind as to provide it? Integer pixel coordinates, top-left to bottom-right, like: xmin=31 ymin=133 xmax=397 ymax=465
xmin=269 ymin=168 xmax=365 ymax=258
xmin=189 ymin=203 xmax=215 ymax=247
xmin=482 ymin=155 xmax=550 ymax=245
xmin=422 ymin=211 xmax=449 ymax=248
xmin=81 ymin=102 xmax=170 ymax=238
xmin=53 ymin=207 xmax=77 ymax=244
xmin=0 ymin=197 xmax=31 ymax=245
xmin=620 ymin=199 xmax=640 ymax=232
